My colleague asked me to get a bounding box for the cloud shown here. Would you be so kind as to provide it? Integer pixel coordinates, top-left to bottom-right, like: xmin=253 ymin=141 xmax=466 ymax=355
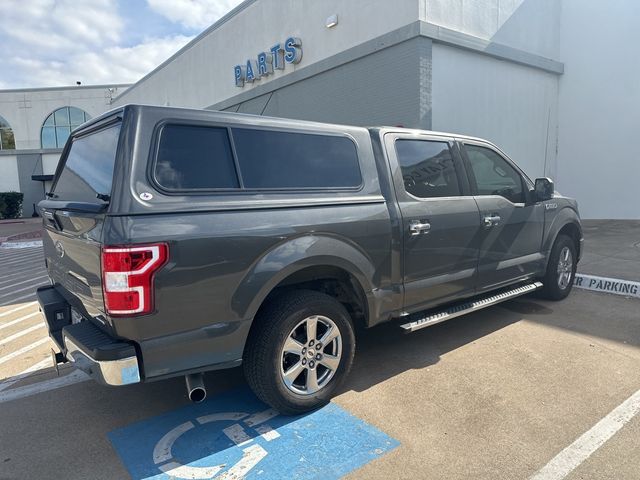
xmin=0 ymin=0 xmax=123 ymax=56
xmin=7 ymin=35 xmax=194 ymax=87
xmin=0 ymin=0 xmax=240 ymax=88
xmin=146 ymin=0 xmax=244 ymax=29
xmin=0 ymin=0 xmax=195 ymax=88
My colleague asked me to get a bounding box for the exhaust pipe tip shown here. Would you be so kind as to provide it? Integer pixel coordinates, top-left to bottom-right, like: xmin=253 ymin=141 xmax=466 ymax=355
xmin=189 ymin=386 xmax=207 ymax=403
xmin=185 ymin=373 xmax=207 ymax=403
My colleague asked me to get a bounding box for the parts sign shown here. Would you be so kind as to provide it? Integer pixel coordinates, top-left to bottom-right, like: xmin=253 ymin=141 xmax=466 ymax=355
xmin=234 ymin=37 xmax=302 ymax=87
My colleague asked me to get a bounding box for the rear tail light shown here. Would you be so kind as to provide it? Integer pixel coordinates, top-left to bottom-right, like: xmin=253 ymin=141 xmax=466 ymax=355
xmin=101 ymin=243 xmax=168 ymax=316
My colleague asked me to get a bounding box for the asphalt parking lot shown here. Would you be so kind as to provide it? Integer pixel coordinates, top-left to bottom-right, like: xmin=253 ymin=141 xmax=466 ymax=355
xmin=0 ymin=220 xmax=639 ymax=480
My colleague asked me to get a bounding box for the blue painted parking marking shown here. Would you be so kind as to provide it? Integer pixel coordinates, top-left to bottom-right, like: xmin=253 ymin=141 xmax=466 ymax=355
xmin=109 ymin=387 xmax=399 ymax=480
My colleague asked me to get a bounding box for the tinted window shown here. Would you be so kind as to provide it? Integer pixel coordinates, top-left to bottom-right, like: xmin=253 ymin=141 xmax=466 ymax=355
xmin=232 ymin=128 xmax=361 ymax=189
xmin=155 ymin=125 xmax=239 ymax=190
xmin=395 ymin=140 xmax=461 ymax=198
xmin=52 ymin=124 xmax=121 ymax=203
xmin=465 ymin=145 xmax=524 ymax=203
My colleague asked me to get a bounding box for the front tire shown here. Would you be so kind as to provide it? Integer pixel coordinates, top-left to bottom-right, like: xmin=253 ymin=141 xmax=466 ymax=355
xmin=538 ymin=234 xmax=577 ymax=300
xmin=243 ymin=290 xmax=356 ymax=415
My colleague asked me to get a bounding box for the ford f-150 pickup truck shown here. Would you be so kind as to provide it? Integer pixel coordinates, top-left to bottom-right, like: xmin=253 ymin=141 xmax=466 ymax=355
xmin=38 ymin=105 xmax=582 ymax=414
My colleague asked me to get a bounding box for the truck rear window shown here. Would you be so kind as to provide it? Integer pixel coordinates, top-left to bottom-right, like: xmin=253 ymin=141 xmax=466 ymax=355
xmin=232 ymin=128 xmax=361 ymax=189
xmin=154 ymin=125 xmax=239 ymax=190
xmin=51 ymin=124 xmax=121 ymax=203
xmin=152 ymin=125 xmax=361 ymax=192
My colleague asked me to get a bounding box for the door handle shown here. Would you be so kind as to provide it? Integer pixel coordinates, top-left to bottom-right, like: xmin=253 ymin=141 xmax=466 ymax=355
xmin=483 ymin=215 xmax=501 ymax=228
xmin=409 ymin=220 xmax=431 ymax=236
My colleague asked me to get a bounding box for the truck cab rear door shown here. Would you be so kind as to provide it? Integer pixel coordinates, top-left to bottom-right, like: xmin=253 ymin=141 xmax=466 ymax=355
xmin=384 ymin=132 xmax=482 ymax=313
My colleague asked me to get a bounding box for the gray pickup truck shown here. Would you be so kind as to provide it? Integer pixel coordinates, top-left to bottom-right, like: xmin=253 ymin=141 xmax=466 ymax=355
xmin=37 ymin=105 xmax=582 ymax=414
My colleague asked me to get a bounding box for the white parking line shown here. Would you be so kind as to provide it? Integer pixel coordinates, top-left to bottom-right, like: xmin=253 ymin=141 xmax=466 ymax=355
xmin=530 ymin=388 xmax=640 ymax=480
xmin=0 ymin=247 xmax=43 ymax=259
xmin=0 ymin=369 xmax=89 ymax=404
xmin=0 ymin=312 xmax=40 ymax=330
xmin=0 ymin=253 xmax=44 ymax=266
xmin=0 ymin=258 xmax=44 ymax=266
xmin=0 ymin=275 xmax=48 ymax=293
xmin=0 ymin=324 xmax=45 ymax=346
xmin=0 ymin=258 xmax=42 ymax=268
xmin=0 ymin=302 xmax=37 ymax=318
xmin=0 ymin=292 xmax=38 ymax=307
xmin=0 ymin=282 xmax=47 ymax=300
xmin=0 ymin=266 xmax=46 ymax=283
xmin=0 ymin=247 xmax=43 ymax=256
xmin=0 ymin=338 xmax=48 ymax=366
xmin=0 ymin=358 xmax=51 ymax=392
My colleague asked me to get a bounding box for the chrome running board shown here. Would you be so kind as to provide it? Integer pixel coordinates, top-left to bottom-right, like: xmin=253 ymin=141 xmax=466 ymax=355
xmin=399 ymin=282 xmax=543 ymax=332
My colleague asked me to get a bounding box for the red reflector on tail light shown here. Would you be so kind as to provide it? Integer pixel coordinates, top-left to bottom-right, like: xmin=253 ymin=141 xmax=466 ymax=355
xmin=101 ymin=243 xmax=168 ymax=316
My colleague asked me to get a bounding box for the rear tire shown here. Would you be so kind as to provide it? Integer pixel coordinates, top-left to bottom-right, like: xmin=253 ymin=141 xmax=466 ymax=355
xmin=537 ymin=234 xmax=577 ymax=300
xmin=243 ymin=290 xmax=356 ymax=415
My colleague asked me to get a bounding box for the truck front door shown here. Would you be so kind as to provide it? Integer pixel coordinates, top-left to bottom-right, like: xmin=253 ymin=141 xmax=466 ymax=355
xmin=384 ymin=133 xmax=482 ymax=313
xmin=459 ymin=141 xmax=545 ymax=291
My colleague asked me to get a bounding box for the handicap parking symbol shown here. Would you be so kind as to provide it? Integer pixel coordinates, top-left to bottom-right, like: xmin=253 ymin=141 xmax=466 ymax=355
xmin=109 ymin=387 xmax=399 ymax=480
xmin=153 ymin=409 xmax=280 ymax=479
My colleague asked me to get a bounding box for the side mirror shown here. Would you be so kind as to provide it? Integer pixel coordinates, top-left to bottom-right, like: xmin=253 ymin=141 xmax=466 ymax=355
xmin=534 ymin=177 xmax=554 ymax=201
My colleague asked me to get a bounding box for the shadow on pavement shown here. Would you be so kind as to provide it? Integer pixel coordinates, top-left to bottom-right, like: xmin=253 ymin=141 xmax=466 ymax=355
xmin=344 ymin=289 xmax=639 ymax=394
xmin=345 ymin=299 xmax=532 ymax=393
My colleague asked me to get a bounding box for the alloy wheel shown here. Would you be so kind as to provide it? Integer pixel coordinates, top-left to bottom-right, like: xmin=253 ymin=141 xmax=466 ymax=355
xmin=557 ymin=246 xmax=573 ymax=290
xmin=279 ymin=315 xmax=342 ymax=395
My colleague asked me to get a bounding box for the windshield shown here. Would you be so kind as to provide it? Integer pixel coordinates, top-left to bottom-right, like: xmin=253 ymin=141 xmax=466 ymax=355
xmin=50 ymin=123 xmax=121 ymax=203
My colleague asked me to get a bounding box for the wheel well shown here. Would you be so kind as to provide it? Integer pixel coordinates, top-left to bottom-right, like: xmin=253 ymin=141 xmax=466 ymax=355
xmin=255 ymin=266 xmax=368 ymax=330
xmin=557 ymin=222 xmax=581 ymax=258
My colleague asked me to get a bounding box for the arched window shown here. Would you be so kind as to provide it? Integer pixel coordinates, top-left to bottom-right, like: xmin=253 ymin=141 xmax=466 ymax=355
xmin=41 ymin=106 xmax=91 ymax=149
xmin=0 ymin=115 xmax=15 ymax=150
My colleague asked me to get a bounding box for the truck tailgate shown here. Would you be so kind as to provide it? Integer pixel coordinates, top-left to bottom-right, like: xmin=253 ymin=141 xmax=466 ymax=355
xmin=42 ymin=211 xmax=106 ymax=319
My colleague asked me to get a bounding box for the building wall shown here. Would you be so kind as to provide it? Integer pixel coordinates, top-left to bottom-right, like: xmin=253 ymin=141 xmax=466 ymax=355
xmin=556 ymin=1 xmax=640 ymax=219
xmin=112 ymin=0 xmax=420 ymax=109
xmin=222 ymin=37 xmax=433 ymax=130
xmin=422 ymin=0 xmax=560 ymax=59
xmin=42 ymin=153 xmax=61 ymax=177
xmin=432 ymin=43 xmax=559 ymax=180
xmin=0 ymin=149 xmax=54 ymax=216
xmin=0 ymin=155 xmax=20 ymax=191
xmin=15 ymin=153 xmax=44 ymax=217
xmin=42 ymin=152 xmax=62 ymax=195
xmin=0 ymin=85 xmax=128 ymax=216
xmin=0 ymin=85 xmax=128 ymax=150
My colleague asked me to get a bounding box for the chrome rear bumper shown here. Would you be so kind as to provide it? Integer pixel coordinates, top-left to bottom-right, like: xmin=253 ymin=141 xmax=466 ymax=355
xmin=63 ymin=335 xmax=140 ymax=386
xmin=38 ymin=285 xmax=141 ymax=386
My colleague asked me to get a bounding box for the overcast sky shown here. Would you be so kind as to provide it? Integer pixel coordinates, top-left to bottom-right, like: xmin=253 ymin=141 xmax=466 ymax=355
xmin=0 ymin=0 xmax=244 ymax=89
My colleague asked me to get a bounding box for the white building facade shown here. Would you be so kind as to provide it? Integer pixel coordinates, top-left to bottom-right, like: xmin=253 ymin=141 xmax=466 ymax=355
xmin=0 ymin=85 xmax=129 ymax=216
xmin=1 ymin=0 xmax=638 ymax=218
